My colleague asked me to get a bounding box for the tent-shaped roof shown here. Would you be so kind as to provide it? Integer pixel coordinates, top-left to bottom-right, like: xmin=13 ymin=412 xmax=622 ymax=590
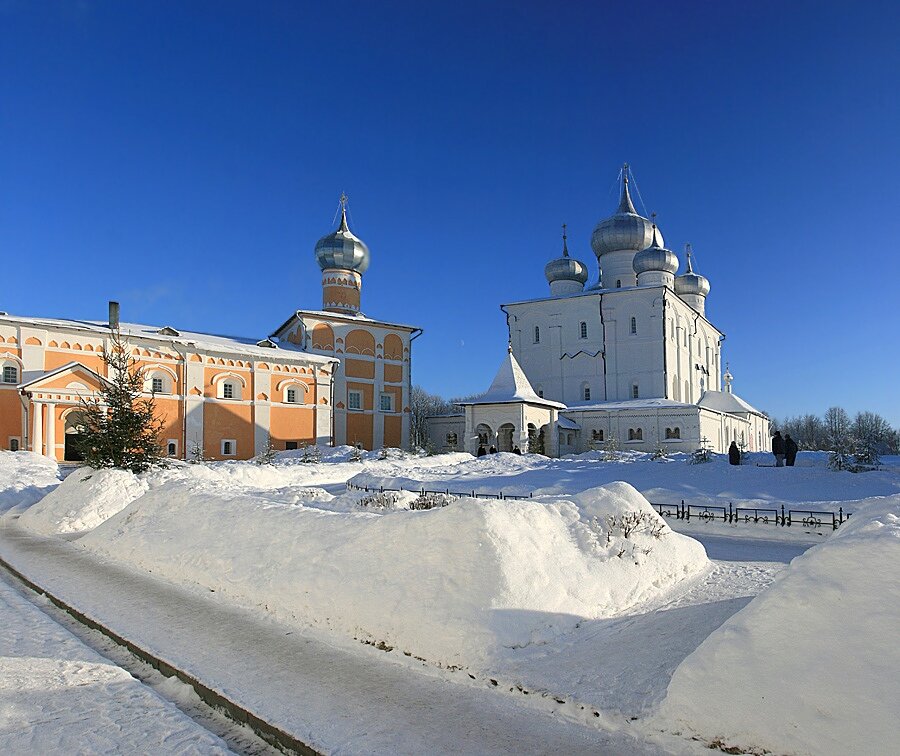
xmin=698 ymin=389 xmax=763 ymax=416
xmin=457 ymin=350 xmax=566 ymax=409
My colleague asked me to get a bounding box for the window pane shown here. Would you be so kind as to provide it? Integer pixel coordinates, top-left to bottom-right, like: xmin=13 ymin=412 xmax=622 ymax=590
xmin=2 ymin=366 xmax=16 ymax=383
xmin=152 ymin=377 xmax=164 ymax=393
xmin=223 ymin=383 xmax=234 ymax=399
xmin=287 ymin=389 xmax=296 ymax=403
xmin=348 ymin=391 xmax=361 ymax=410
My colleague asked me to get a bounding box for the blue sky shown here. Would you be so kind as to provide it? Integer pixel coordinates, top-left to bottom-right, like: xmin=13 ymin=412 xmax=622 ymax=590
xmin=2 ymin=1 xmax=898 ymax=424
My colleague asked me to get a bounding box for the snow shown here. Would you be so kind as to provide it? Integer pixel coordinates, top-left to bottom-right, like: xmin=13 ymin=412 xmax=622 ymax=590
xmin=457 ymin=350 xmax=565 ymax=408
xmin=17 ymin=467 xmax=149 ymax=535
xmin=657 ymin=494 xmax=900 ymax=756
xmin=0 ymin=571 xmax=230 ymax=754
xmin=3 ymin=448 xmax=899 ymax=753
xmin=72 ymin=477 xmax=707 ymax=668
xmin=0 ymin=451 xmax=60 ymax=514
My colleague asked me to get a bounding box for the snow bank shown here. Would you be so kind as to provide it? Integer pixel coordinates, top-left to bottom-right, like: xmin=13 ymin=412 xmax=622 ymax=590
xmin=0 ymin=451 xmax=60 ymax=514
xmin=17 ymin=468 xmax=149 ymax=535
xmin=658 ymin=494 xmax=900 ymax=755
xmin=78 ymin=480 xmax=708 ymax=668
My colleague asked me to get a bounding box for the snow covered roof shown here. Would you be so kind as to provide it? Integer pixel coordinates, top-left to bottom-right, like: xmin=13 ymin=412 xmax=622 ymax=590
xmin=556 ymin=415 xmax=581 ymax=430
xmin=271 ymin=309 xmax=421 ymax=336
xmin=698 ymin=390 xmax=764 ymax=416
xmin=0 ymin=314 xmax=337 ymax=364
xmin=456 ymin=350 xmax=566 ymax=409
xmin=564 ymin=398 xmax=696 ymax=412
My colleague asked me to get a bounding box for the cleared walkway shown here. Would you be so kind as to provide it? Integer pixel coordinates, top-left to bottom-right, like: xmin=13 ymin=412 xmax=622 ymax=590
xmin=0 ymin=523 xmax=687 ymax=755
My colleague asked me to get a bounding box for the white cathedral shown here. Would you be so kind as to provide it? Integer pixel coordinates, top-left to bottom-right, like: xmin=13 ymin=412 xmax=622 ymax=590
xmin=427 ymin=165 xmax=769 ymax=457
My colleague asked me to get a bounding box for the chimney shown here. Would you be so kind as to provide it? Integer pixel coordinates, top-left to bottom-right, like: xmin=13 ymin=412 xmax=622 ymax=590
xmin=108 ymin=301 xmax=120 ymax=331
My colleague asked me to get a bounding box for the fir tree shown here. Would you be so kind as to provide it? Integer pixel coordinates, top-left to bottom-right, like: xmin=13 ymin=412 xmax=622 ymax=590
xmin=74 ymin=329 xmax=164 ymax=473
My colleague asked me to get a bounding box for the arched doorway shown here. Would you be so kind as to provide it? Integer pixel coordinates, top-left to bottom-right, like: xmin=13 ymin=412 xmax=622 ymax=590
xmin=474 ymin=423 xmax=493 ymax=453
xmin=497 ymin=423 xmax=515 ymax=452
xmin=64 ymin=411 xmax=88 ymax=462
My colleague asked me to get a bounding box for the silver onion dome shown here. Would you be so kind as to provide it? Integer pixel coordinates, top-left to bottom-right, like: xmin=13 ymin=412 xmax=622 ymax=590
xmin=591 ymin=165 xmax=661 ymax=258
xmin=545 ymin=226 xmax=589 ymax=284
xmin=674 ymin=246 xmax=710 ymax=296
xmin=633 ymin=225 xmax=679 ymax=275
xmin=314 ymin=196 xmax=370 ymax=274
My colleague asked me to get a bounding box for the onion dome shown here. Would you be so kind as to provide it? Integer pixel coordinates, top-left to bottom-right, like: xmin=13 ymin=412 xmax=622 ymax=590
xmin=633 ymin=224 xmax=678 ymax=275
xmin=591 ymin=165 xmax=661 ymax=258
xmin=544 ymin=225 xmax=588 ymax=285
xmin=314 ymin=195 xmax=370 ymax=274
xmin=675 ymin=245 xmax=710 ymax=297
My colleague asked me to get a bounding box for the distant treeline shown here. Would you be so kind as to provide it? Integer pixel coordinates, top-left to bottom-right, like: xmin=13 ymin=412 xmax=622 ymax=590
xmin=771 ymin=407 xmax=899 ymax=455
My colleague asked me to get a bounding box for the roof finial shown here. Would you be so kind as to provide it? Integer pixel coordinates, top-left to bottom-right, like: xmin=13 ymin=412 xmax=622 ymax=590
xmin=338 ymin=192 xmax=349 ymax=231
xmin=649 ymin=213 xmax=661 ymax=247
xmin=617 ymin=163 xmax=637 ymax=214
xmin=724 ymin=361 xmax=734 ymax=393
xmin=684 ymin=243 xmax=694 ymax=273
xmin=507 ymin=339 xmax=513 ymax=354
xmin=561 ymin=222 xmax=569 ymax=257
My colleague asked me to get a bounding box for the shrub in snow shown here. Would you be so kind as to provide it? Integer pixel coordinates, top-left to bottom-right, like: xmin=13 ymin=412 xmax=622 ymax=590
xmin=188 ymin=437 xmax=206 ymax=464
xmin=650 ymin=442 xmax=668 ymax=461
xmin=299 ymin=444 xmax=321 ymax=464
xmin=409 ymin=492 xmax=457 ymax=510
xmin=349 ymin=444 xmax=363 ymax=462
xmin=255 ymin=436 xmax=278 ymax=465
xmin=356 ymin=491 xmax=406 ymax=510
xmin=601 ymin=437 xmax=620 ymax=461
xmin=689 ymin=446 xmax=712 ymax=465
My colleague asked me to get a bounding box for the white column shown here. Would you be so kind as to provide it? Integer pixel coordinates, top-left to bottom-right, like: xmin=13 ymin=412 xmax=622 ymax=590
xmin=32 ymin=402 xmax=43 ymax=455
xmin=45 ymin=402 xmax=56 ymax=459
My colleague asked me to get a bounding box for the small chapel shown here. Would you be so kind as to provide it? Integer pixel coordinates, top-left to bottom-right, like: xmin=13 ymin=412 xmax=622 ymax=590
xmin=427 ymin=165 xmax=769 ymax=456
xmin=0 ymin=196 xmax=419 ymax=461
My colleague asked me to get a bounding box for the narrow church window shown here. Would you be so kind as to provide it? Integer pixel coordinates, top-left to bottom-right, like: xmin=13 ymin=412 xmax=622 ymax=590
xmin=221 ymin=439 xmax=236 ymax=456
xmin=534 ymin=326 xmax=540 ymax=344
xmin=2 ymin=365 xmax=17 ymax=383
xmin=287 ymin=388 xmax=297 ymax=403
xmin=167 ymin=440 xmax=177 ymax=456
xmin=580 ymin=322 xmax=588 ymax=339
xmin=632 ymin=384 xmax=639 ymax=399
xmin=630 ymin=317 xmax=637 ymax=335
xmin=616 ymin=280 xmax=622 ymax=288
xmin=583 ymin=386 xmax=591 ymax=401
xmin=9 ymin=438 xmax=19 ymax=451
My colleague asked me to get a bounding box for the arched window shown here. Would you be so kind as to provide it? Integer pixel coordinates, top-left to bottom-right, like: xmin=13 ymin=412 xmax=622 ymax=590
xmin=632 ymin=384 xmax=639 ymax=399
xmin=630 ymin=317 xmax=637 ymax=335
xmin=2 ymin=363 xmax=18 ymax=384
xmin=665 ymin=427 xmax=681 ymax=439
xmin=279 ymin=381 xmax=308 ymax=404
xmin=579 ymin=322 xmax=588 ymax=339
xmin=214 ymin=373 xmax=245 ymax=400
xmin=143 ymin=367 xmax=175 ymax=395
xmin=628 ymin=428 xmax=643 ymax=441
xmin=583 ymin=384 xmax=591 ymax=401
xmin=534 ymin=326 xmax=540 ymax=344
xmin=616 ymin=280 xmax=622 ymax=288
xmin=591 ymin=429 xmax=604 ymax=442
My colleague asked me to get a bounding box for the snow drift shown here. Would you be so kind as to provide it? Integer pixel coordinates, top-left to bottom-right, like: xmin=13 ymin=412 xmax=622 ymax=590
xmin=77 ymin=480 xmax=708 ymax=667
xmin=0 ymin=451 xmax=60 ymax=514
xmin=658 ymin=494 xmax=900 ymax=755
xmin=17 ymin=467 xmax=148 ymax=535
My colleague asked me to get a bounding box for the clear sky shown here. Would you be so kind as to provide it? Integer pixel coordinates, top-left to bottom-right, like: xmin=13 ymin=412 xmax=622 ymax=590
xmin=2 ymin=1 xmax=898 ymax=424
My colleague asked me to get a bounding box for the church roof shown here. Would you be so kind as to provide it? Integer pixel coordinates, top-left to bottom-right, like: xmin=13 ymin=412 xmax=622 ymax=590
xmin=564 ymin=397 xmax=695 ymax=412
xmin=698 ymin=390 xmax=764 ymax=416
xmin=0 ymin=314 xmax=337 ymax=364
xmin=456 ymin=350 xmax=566 ymax=409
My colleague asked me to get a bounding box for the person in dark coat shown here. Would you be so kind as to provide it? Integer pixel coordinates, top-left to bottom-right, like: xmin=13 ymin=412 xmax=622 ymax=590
xmin=489 ymin=445 xmax=498 ymax=454
xmin=477 ymin=445 xmax=487 ymax=457
xmin=512 ymin=446 xmax=521 ymax=455
xmin=728 ymin=440 xmax=741 ymax=465
xmin=772 ymin=431 xmax=785 ymax=467
xmin=784 ymin=434 xmax=798 ymax=467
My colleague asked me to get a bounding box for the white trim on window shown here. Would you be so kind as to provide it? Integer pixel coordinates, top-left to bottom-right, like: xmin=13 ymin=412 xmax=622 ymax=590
xmin=166 ymin=439 xmax=178 ymax=457
xmin=8 ymin=437 xmax=20 ymax=452
xmin=379 ymin=392 xmax=394 ymax=412
xmin=2 ymin=365 xmax=18 ymax=384
xmin=348 ymin=390 xmax=362 ymax=411
xmin=221 ymin=439 xmax=237 ymax=456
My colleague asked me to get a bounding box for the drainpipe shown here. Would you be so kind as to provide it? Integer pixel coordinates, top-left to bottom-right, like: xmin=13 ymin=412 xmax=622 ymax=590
xmin=408 ymin=328 xmax=423 ymax=449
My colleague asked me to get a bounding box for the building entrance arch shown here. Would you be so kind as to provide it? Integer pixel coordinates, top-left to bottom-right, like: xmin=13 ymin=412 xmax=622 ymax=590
xmin=63 ymin=410 xmax=88 ymax=462
xmin=497 ymin=423 xmax=515 ymax=452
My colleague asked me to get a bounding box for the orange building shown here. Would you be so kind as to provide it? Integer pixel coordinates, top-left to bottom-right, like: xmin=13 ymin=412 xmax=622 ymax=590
xmin=0 ymin=306 xmax=336 ymax=462
xmin=1 ymin=196 xmax=420 ymax=459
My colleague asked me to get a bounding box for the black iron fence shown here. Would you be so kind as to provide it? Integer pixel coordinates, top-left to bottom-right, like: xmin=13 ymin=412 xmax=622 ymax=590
xmin=650 ymin=501 xmax=852 ymax=530
xmin=345 ymin=481 xmax=534 ymax=501
xmin=345 ymin=482 xmax=852 ymax=530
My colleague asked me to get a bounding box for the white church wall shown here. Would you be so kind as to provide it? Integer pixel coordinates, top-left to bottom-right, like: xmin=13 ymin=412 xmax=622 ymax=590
xmin=426 ymin=414 xmax=465 ymax=453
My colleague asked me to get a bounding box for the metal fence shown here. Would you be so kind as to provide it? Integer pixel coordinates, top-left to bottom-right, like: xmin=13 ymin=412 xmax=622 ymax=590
xmin=345 ymin=482 xmax=853 ymax=530
xmin=650 ymin=501 xmax=852 ymax=530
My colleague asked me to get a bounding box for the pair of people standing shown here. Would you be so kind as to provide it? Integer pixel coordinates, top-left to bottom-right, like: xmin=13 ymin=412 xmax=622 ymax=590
xmin=771 ymin=431 xmax=798 ymax=467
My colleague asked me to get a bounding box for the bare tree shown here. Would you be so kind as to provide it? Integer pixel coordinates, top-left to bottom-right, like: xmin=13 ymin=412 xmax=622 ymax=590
xmin=409 ymin=385 xmax=459 ymax=450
